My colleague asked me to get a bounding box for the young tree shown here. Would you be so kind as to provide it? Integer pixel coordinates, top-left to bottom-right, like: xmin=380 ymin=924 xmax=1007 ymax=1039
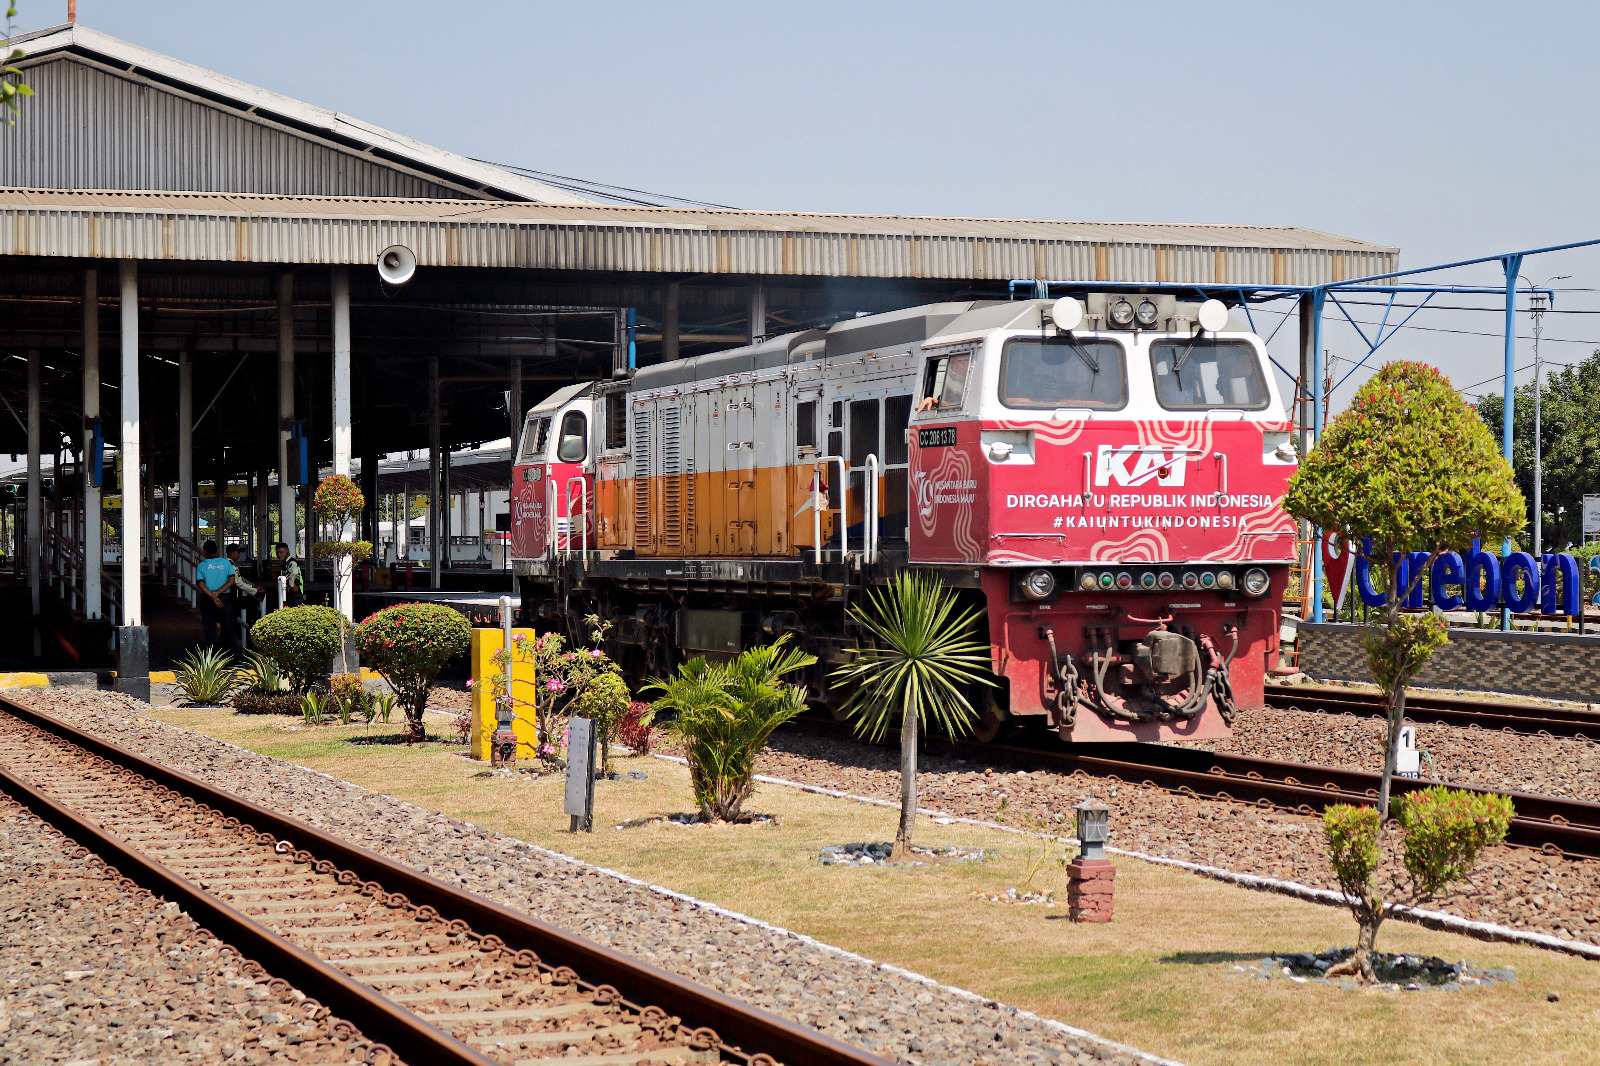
xmin=1284 ymin=361 xmax=1524 ymax=977
xmin=831 ymin=571 xmax=995 ymax=860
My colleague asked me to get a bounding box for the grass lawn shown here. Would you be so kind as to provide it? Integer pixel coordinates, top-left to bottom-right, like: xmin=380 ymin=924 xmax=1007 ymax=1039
xmin=143 ymin=706 xmax=1599 ymax=1066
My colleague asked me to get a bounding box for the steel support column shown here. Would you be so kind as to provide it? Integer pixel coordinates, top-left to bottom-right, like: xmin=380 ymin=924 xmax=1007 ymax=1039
xmin=26 ymin=349 xmax=40 ymax=658
xmin=177 ymin=350 xmax=193 ymax=542
xmin=117 ymin=259 xmax=148 ymax=700
xmin=749 ymin=278 xmax=766 ymax=342
xmin=428 ymin=358 xmax=441 ymax=589
xmin=277 ymin=273 xmax=296 ymax=553
xmin=331 ymin=266 xmax=353 ymax=621
xmin=662 ymin=282 xmax=680 ymax=361
xmin=1501 ymin=254 xmax=1524 ymax=631
xmin=1307 ymin=288 xmax=1327 ymax=624
xmin=83 ymin=269 xmax=102 ymax=620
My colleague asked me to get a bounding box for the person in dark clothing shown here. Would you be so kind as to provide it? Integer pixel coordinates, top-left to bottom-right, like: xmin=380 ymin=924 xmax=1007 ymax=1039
xmin=273 ymin=541 xmax=305 ymax=608
xmin=195 ymin=540 xmax=240 ymax=654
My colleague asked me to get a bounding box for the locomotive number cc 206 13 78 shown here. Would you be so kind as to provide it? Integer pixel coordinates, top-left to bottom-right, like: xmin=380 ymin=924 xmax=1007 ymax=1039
xmin=917 ymin=426 xmax=959 ymax=448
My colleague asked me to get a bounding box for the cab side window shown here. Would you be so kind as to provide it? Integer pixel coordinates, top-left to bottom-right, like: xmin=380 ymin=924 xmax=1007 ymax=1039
xmin=534 ymin=417 xmax=551 ymax=455
xmin=796 ymin=400 xmax=817 ymax=449
xmin=557 ymin=411 xmax=588 ymax=463
xmin=604 ymin=392 xmax=627 ymax=451
xmin=919 ymin=352 xmax=971 ymax=412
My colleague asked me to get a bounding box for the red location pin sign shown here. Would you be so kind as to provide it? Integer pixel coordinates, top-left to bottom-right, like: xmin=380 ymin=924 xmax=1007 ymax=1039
xmin=1321 ymin=532 xmax=1357 ymax=603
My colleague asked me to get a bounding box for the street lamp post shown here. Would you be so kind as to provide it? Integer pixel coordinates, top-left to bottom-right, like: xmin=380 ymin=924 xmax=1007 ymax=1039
xmin=1521 ymin=274 xmax=1569 ymax=558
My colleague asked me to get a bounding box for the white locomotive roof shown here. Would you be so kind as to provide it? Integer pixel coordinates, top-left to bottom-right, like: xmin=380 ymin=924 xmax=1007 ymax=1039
xmin=527 ymin=380 xmax=596 ymax=414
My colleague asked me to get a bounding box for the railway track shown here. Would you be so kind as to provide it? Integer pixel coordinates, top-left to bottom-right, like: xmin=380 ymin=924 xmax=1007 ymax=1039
xmin=1264 ymin=683 xmax=1600 ymax=740
xmin=798 ymin=716 xmax=1600 ymax=860
xmin=0 ymin=697 xmax=889 ymax=1066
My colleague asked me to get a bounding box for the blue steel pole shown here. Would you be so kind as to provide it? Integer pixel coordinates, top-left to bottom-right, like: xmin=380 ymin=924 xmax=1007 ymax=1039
xmin=1501 ymin=255 xmax=1523 ymax=631
xmin=627 ymin=307 xmax=637 ymax=369
xmin=1310 ymin=288 xmax=1327 ymax=623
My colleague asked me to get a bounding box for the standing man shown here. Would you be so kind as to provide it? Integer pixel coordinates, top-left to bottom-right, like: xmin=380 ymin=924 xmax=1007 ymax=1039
xmin=196 ymin=540 xmax=240 ymax=653
xmin=273 ymin=541 xmax=305 ymax=608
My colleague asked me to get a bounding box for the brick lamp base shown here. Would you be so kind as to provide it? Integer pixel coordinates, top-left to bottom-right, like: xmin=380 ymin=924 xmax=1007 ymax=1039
xmin=1066 ymin=858 xmax=1115 ymax=923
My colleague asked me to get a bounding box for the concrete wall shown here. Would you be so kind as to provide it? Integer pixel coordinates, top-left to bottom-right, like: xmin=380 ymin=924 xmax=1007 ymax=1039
xmin=1297 ymin=621 xmax=1600 ymax=704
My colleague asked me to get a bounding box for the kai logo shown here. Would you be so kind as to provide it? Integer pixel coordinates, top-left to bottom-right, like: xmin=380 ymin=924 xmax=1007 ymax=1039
xmin=1095 ymin=445 xmax=1188 ymax=488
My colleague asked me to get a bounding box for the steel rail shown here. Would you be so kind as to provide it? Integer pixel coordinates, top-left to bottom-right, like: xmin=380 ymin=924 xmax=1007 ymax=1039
xmin=0 ymin=762 xmax=498 ymax=1066
xmin=1264 ymin=684 xmax=1600 ymax=740
xmin=0 ymin=697 xmax=892 ymax=1066
xmin=793 ymin=716 xmax=1600 ymax=860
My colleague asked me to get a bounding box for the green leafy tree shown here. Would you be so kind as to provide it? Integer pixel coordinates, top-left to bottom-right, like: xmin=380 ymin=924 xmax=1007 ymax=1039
xmin=2 ymin=6 xmax=33 ymax=124
xmin=1285 ymin=361 xmax=1524 ymax=978
xmin=830 ymin=571 xmax=995 ymax=860
xmin=353 ymin=602 xmax=471 ymax=742
xmin=575 ymin=671 xmax=631 ymax=777
xmin=1476 ymin=349 xmax=1600 ymax=550
xmin=642 ymin=636 xmax=813 ymax=822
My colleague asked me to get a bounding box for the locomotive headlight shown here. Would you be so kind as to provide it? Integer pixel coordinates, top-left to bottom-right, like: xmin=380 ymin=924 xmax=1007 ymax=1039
xmin=1216 ymin=570 xmax=1235 ymax=591
xmin=1135 ymin=299 xmax=1160 ymax=328
xmin=1080 ymin=572 xmax=1098 ymax=591
xmin=1021 ymin=568 xmax=1057 ymax=601
xmin=1109 ymin=298 xmax=1136 ymax=327
xmin=1242 ymin=567 xmax=1271 ymax=597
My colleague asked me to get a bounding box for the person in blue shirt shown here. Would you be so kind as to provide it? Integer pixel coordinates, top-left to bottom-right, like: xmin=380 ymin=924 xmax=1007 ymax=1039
xmin=195 ymin=540 xmax=240 ymax=654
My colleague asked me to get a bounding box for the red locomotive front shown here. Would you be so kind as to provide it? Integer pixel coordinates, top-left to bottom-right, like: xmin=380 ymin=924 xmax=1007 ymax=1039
xmin=907 ymin=298 xmax=1297 ymax=742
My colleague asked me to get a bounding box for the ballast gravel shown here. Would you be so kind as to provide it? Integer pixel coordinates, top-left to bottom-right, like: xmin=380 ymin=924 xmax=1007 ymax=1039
xmin=0 ymin=798 xmax=381 ymax=1065
xmin=10 ymin=688 xmax=1161 ymax=1066
xmin=752 ymin=729 xmax=1600 ymax=949
xmin=1200 ymin=702 xmax=1600 ymax=805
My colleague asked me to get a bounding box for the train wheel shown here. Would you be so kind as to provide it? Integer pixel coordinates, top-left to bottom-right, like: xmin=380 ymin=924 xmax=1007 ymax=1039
xmin=967 ymin=690 xmax=1009 ymax=743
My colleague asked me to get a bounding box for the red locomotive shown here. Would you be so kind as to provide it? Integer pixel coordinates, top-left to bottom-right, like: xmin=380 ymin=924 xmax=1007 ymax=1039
xmin=512 ymin=295 xmax=1297 ymax=743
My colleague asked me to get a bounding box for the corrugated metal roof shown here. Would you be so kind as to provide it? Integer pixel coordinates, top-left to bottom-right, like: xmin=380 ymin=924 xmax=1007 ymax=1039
xmin=7 ymin=23 xmax=594 ymax=204
xmin=0 ymin=188 xmax=1398 ymax=284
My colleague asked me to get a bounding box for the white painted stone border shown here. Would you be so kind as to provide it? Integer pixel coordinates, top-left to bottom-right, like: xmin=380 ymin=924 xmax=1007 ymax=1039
xmin=673 ymin=754 xmax=1600 ymax=963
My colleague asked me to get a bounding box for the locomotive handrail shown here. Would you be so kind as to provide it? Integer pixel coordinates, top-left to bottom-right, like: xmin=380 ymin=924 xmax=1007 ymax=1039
xmin=864 ymin=453 xmax=880 ymax=564
xmin=812 ymin=455 xmax=848 ymax=565
xmin=1214 ymin=450 xmax=1228 ymax=497
xmin=545 ymin=476 xmax=558 ymax=560
xmin=564 ymin=477 xmax=588 ymax=561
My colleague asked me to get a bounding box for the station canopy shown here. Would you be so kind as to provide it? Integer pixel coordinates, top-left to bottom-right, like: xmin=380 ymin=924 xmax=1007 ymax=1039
xmin=0 ymin=22 xmax=1399 ymax=486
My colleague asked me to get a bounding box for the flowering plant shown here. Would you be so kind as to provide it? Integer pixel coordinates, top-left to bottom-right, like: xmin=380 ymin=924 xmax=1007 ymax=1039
xmin=488 ymin=614 xmax=625 ymax=767
xmin=312 ymin=475 xmax=364 ymax=522
xmin=353 ymin=602 xmax=471 ymax=742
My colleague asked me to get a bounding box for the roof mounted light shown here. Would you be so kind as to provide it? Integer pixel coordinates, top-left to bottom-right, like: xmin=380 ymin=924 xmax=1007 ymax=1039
xmin=1049 ymin=297 xmax=1085 ymax=331
xmin=1108 ymin=299 xmax=1136 ymax=328
xmin=1197 ymin=299 xmax=1229 ymax=332
xmin=1135 ymin=299 xmax=1160 ymax=328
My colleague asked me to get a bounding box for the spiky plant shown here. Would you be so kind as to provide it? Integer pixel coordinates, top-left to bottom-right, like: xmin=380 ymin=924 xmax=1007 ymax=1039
xmin=172 ymin=647 xmax=243 ymax=707
xmin=642 ymin=635 xmax=814 ymax=822
xmin=831 ymin=571 xmax=995 ymax=860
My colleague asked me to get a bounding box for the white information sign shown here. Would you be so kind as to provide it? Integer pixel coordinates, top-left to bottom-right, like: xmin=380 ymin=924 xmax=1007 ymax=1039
xmin=1395 ymin=725 xmax=1421 ymax=779
xmin=1584 ymin=495 xmax=1600 ymax=536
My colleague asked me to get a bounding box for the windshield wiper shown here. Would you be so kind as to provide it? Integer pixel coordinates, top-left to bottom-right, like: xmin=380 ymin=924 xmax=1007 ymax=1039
xmin=1066 ymin=337 xmax=1101 ymax=375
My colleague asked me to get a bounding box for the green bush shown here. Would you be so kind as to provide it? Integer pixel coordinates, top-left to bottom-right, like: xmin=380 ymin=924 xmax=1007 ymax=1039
xmin=1322 ymin=803 xmax=1381 ymax=903
xmin=1395 ymin=786 xmax=1513 ymax=897
xmin=575 ymin=671 xmax=632 ymax=776
xmin=231 ymin=691 xmax=302 ymax=716
xmin=329 ymin=672 xmax=370 ymax=725
xmin=353 ymin=603 xmax=471 ymax=742
xmin=250 ymin=605 xmax=345 ymax=694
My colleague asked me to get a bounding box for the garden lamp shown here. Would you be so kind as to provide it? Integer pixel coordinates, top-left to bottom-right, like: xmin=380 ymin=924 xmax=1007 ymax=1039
xmin=1075 ymin=799 xmax=1110 ymax=861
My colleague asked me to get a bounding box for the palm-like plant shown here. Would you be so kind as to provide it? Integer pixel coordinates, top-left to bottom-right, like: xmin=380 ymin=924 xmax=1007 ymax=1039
xmin=831 ymin=571 xmax=995 ymax=859
xmin=643 ymin=635 xmax=815 ymax=822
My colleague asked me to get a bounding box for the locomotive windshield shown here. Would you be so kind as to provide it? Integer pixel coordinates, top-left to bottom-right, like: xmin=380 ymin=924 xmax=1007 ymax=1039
xmin=1149 ymin=339 xmax=1268 ymax=410
xmin=998 ymin=337 xmax=1127 ymax=409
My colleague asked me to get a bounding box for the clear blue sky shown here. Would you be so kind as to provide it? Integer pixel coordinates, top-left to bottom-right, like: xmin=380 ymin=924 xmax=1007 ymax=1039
xmin=28 ymin=0 xmax=1600 ymax=413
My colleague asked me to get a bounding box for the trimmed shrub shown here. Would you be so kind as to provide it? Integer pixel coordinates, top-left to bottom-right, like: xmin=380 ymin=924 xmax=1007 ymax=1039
xmin=231 ymin=691 xmax=302 ymax=716
xmin=353 ymin=602 xmax=471 ymax=742
xmin=1395 ymin=786 xmax=1513 ymax=897
xmin=250 ymin=605 xmax=345 ymax=694
xmin=1322 ymin=803 xmax=1382 ymax=903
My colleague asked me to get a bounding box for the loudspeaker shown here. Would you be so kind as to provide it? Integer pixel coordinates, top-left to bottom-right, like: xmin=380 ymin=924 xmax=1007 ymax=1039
xmin=377 ymin=244 xmax=417 ymax=286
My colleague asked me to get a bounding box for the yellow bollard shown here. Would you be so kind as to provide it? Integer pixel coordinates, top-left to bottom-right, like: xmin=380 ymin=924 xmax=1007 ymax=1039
xmin=469 ymin=628 xmax=538 ymax=761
